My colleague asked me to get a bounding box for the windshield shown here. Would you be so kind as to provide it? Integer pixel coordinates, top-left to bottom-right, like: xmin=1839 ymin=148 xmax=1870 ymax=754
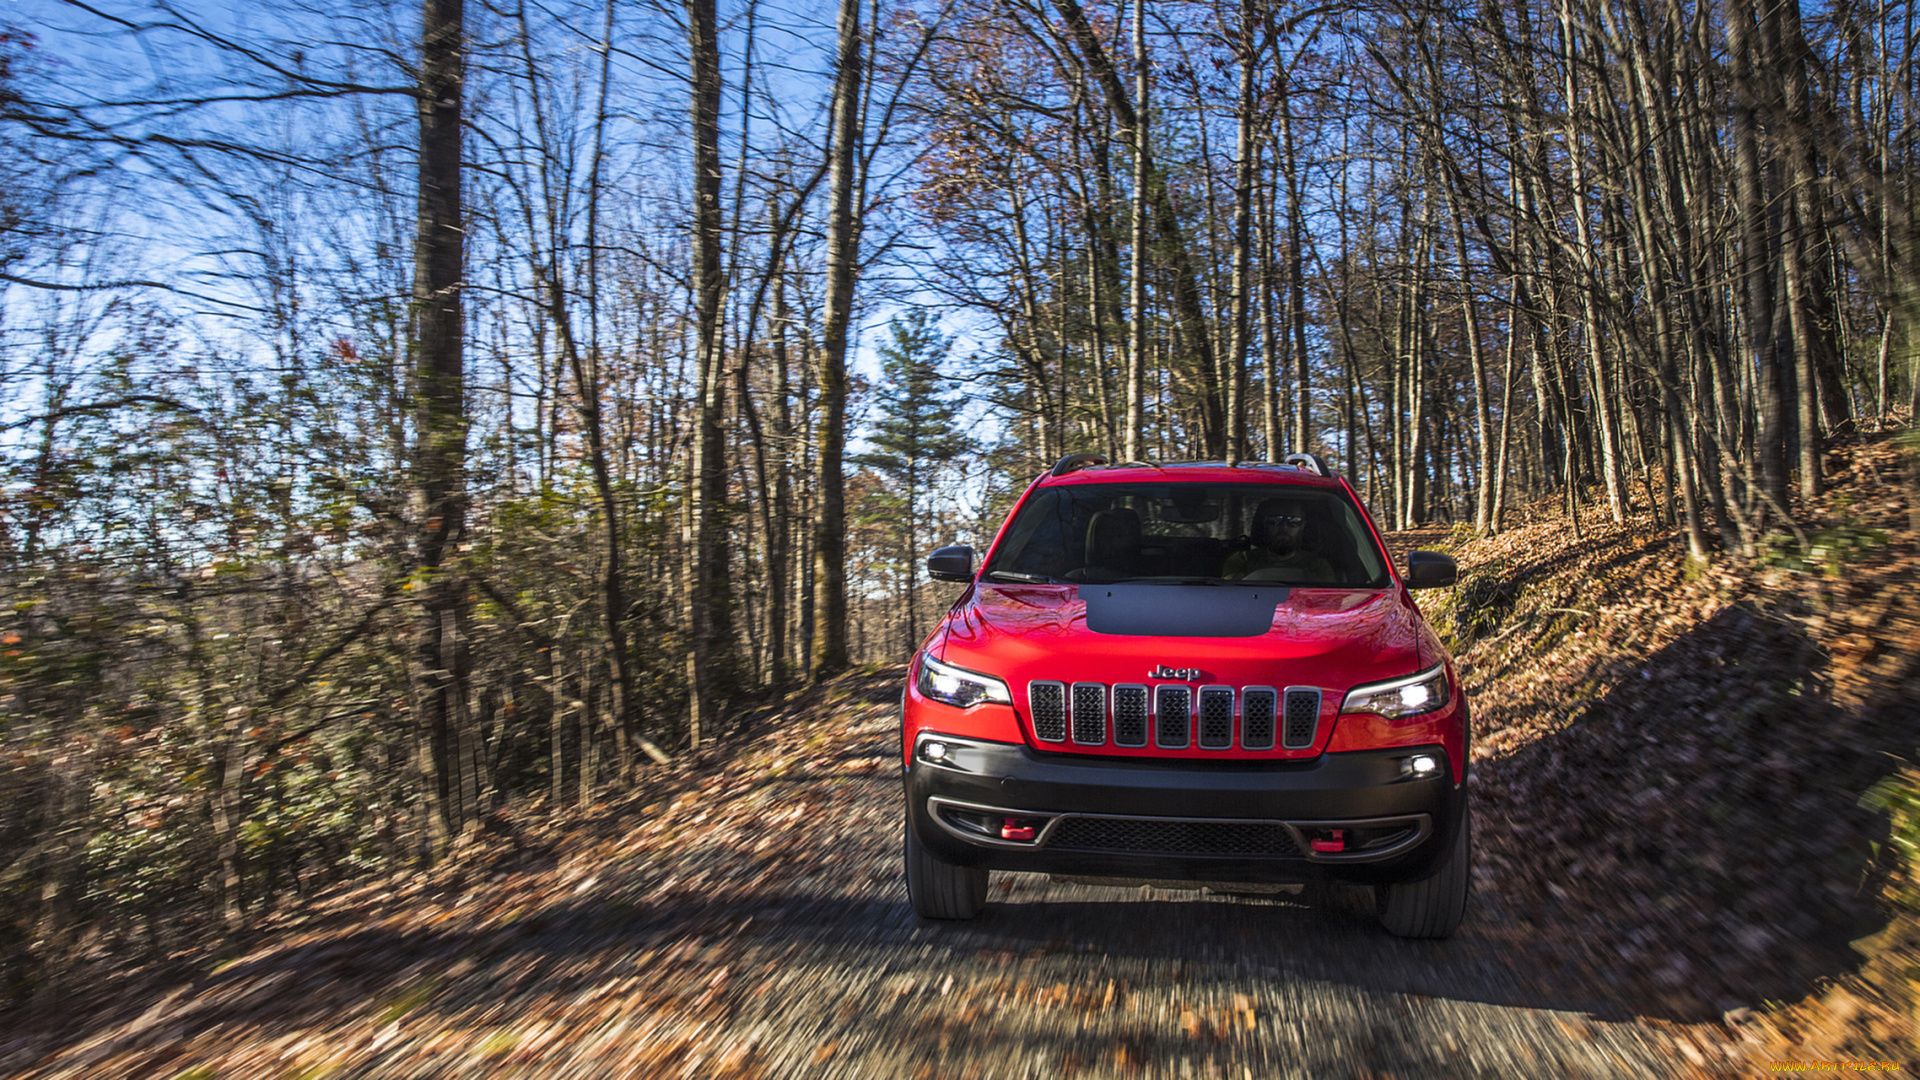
xmin=984 ymin=481 xmax=1391 ymax=588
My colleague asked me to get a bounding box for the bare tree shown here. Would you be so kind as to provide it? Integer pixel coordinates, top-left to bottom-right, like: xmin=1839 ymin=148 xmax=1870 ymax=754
xmin=409 ymin=0 xmax=468 ymax=856
xmin=811 ymin=0 xmax=864 ymax=680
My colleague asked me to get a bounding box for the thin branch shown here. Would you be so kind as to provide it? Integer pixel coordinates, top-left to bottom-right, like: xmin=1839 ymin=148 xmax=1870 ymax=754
xmin=0 ymin=395 xmax=202 ymax=432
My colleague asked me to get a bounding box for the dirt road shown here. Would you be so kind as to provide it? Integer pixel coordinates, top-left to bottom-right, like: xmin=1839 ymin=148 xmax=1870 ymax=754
xmin=5 ymin=670 xmax=1742 ymax=1079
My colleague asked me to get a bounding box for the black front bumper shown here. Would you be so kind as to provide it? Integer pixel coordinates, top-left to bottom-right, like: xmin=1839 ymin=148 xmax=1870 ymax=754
xmin=905 ymin=735 xmax=1466 ymax=886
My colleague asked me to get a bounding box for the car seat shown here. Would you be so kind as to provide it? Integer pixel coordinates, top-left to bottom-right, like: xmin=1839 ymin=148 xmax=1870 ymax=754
xmin=1081 ymin=508 xmax=1142 ymax=580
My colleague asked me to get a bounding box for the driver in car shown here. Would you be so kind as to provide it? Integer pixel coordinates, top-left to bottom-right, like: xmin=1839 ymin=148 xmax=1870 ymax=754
xmin=1222 ymin=498 xmax=1336 ymax=582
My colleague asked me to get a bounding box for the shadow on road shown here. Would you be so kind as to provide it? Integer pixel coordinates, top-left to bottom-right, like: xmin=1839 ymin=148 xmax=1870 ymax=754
xmin=13 ymin=590 xmax=1890 ymax=1077
xmin=80 ymin=597 xmax=1894 ymax=1046
xmin=1468 ymin=598 xmax=1898 ymax=1021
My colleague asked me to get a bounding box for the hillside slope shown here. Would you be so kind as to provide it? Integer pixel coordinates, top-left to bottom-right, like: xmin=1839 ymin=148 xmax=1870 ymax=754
xmin=1416 ymin=431 xmax=1918 ymax=1057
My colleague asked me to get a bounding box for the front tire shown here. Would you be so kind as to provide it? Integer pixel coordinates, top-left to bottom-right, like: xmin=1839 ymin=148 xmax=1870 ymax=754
xmin=905 ymin=817 xmax=988 ymax=919
xmin=1377 ymin=806 xmax=1471 ymax=939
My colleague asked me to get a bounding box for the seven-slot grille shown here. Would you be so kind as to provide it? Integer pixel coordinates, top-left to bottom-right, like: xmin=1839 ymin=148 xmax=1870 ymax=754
xmin=1027 ymin=680 xmax=1324 ymax=752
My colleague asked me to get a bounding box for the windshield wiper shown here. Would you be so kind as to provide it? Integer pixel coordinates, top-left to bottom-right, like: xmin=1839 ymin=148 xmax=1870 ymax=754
xmin=986 ymin=571 xmax=1053 ymax=584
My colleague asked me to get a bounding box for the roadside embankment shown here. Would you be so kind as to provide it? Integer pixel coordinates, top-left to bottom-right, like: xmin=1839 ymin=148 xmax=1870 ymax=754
xmin=1403 ymin=431 xmax=1917 ymax=1062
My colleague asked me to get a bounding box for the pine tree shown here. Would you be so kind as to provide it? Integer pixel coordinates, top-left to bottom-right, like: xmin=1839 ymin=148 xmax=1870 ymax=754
xmin=853 ymin=311 xmax=975 ymax=655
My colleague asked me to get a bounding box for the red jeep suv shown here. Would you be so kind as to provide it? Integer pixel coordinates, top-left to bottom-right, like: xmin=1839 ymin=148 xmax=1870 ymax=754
xmin=901 ymin=453 xmax=1470 ymax=938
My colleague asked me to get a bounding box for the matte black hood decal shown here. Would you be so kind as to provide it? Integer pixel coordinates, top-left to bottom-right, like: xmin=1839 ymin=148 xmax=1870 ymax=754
xmin=1081 ymin=584 xmax=1287 ymax=637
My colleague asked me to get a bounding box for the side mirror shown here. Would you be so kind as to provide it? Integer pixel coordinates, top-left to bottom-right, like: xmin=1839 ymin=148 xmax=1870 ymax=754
xmin=927 ymin=544 xmax=975 ymax=583
xmin=1405 ymin=550 xmax=1458 ymax=589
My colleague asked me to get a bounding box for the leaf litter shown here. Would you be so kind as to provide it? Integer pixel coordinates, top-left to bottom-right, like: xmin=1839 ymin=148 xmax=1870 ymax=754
xmin=6 ymin=437 xmax=1918 ymax=1076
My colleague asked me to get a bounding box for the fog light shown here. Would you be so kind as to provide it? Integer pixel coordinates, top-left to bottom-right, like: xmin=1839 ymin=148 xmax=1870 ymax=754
xmin=923 ymin=740 xmax=949 ymax=762
xmin=1402 ymin=754 xmax=1440 ymax=778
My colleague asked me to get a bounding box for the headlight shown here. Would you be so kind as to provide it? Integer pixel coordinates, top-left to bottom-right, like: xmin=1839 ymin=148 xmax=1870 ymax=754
xmin=1340 ymin=664 xmax=1451 ymax=720
xmin=916 ymin=653 xmax=1012 ymax=709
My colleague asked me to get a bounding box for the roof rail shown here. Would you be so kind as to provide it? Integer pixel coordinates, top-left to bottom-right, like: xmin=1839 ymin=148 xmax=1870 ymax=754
xmin=1050 ymin=452 xmax=1109 ymax=477
xmin=1284 ymin=453 xmax=1332 ymax=477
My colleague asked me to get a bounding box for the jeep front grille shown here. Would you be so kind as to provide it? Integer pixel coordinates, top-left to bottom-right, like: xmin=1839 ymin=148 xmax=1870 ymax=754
xmin=1025 ymin=680 xmax=1323 ymax=753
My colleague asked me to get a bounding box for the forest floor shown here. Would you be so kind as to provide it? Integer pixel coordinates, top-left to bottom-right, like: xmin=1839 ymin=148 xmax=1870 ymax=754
xmin=1 ymin=434 xmax=1915 ymax=1078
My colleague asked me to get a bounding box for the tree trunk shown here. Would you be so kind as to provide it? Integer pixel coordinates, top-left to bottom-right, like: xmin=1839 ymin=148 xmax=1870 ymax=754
xmin=812 ymin=0 xmax=862 ymax=680
xmin=686 ymin=0 xmax=728 ymax=745
xmin=1278 ymin=74 xmax=1311 ymax=459
xmin=770 ymin=258 xmax=796 ymax=684
xmin=1051 ymin=0 xmax=1221 ymax=454
xmin=1443 ymin=187 xmax=1493 ymax=532
xmin=411 ymin=0 xmax=467 ymax=859
xmin=1728 ymin=0 xmax=1790 ymax=517
xmin=1224 ymin=0 xmax=1260 ymax=462
xmin=1124 ymin=0 xmax=1148 ymax=463
xmin=1556 ymin=0 xmax=1628 ymax=522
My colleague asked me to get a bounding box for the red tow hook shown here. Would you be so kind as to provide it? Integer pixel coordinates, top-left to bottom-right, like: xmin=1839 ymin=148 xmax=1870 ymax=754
xmin=1310 ymin=829 xmax=1346 ymax=854
xmin=1000 ymin=817 xmax=1037 ymax=841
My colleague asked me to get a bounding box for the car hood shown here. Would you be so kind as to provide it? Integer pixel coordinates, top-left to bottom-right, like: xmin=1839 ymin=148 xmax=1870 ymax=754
xmin=935 ymin=582 xmax=1431 ymax=695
